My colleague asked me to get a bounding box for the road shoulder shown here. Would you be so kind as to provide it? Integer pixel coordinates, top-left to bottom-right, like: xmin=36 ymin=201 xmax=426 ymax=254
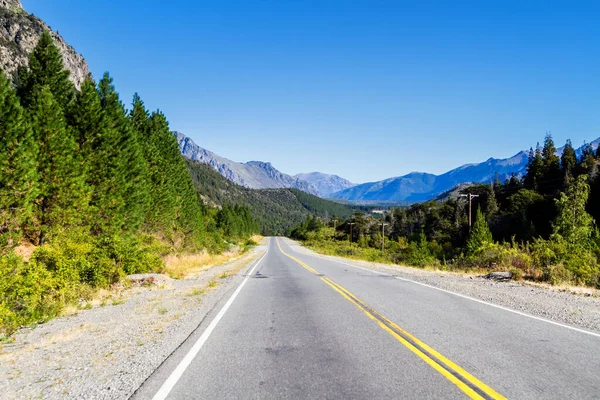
xmin=0 ymin=243 xmax=267 ymax=400
xmin=284 ymin=238 xmax=600 ymax=334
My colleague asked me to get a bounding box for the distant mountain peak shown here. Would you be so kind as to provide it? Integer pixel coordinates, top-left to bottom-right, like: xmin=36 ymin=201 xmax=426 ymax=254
xmin=175 ymin=132 xmax=319 ymax=195
xmin=294 ymin=172 xmax=356 ymax=198
xmin=332 ymin=137 xmax=600 ymax=203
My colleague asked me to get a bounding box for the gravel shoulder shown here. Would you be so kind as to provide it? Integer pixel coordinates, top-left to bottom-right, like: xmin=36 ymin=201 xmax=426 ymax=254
xmin=0 ymin=243 xmax=267 ymax=400
xmin=286 ymin=239 xmax=600 ymax=334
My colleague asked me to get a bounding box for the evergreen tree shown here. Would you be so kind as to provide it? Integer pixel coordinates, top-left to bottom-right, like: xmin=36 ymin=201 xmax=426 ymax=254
xmin=15 ymin=30 xmax=76 ymax=111
xmin=31 ymin=86 xmax=88 ymax=244
xmin=145 ymin=111 xmax=204 ymax=243
xmin=130 ymin=93 xmax=150 ymax=142
xmin=524 ymin=144 xmax=544 ymax=189
xmin=144 ymin=111 xmax=180 ymax=231
xmin=0 ymin=71 xmax=38 ymax=244
xmin=486 ymin=182 xmax=499 ymax=218
xmin=129 ymin=93 xmax=152 ymax=223
xmin=70 ymin=79 xmax=120 ymax=233
xmin=541 ymin=133 xmax=560 ymax=188
xmin=577 ymin=143 xmax=597 ymax=177
xmin=560 ymin=139 xmax=577 ymax=180
xmin=493 ymin=172 xmax=501 ymax=191
xmin=98 ymin=73 xmax=148 ymax=233
xmin=466 ymin=207 xmax=493 ymax=255
xmin=70 ymin=79 xmax=106 ymax=160
xmin=507 ymin=173 xmax=522 ymax=190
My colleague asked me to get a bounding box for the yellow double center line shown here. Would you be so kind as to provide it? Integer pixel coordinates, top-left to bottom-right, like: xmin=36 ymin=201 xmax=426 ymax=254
xmin=275 ymin=238 xmax=505 ymax=400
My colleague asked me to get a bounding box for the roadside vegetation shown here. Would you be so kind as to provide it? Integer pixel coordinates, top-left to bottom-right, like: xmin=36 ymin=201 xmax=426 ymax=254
xmin=164 ymin=235 xmax=262 ymax=279
xmin=292 ymin=135 xmax=600 ymax=289
xmin=0 ymin=32 xmax=260 ymax=337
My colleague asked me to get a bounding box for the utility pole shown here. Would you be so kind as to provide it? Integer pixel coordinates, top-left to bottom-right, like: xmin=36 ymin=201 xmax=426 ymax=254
xmin=348 ymin=222 xmax=355 ymax=246
xmin=460 ymin=193 xmax=480 ymax=228
xmin=379 ymin=222 xmax=389 ymax=253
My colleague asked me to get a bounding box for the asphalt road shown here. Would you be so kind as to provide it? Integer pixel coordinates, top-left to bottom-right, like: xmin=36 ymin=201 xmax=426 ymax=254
xmin=133 ymin=237 xmax=600 ymax=399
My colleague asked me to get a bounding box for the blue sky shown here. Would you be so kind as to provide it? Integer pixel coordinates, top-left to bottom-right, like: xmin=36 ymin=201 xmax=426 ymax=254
xmin=22 ymin=0 xmax=600 ymax=183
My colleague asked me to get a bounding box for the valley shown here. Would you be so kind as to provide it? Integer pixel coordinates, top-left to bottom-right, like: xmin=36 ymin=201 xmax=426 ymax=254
xmin=1 ymin=1 xmax=599 ymax=400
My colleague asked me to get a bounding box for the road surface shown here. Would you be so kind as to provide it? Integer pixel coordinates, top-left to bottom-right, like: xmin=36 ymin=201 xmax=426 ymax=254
xmin=133 ymin=237 xmax=600 ymax=399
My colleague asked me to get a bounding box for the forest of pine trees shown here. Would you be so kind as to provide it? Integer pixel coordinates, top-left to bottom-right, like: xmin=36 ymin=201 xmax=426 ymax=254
xmin=0 ymin=32 xmax=258 ymax=335
xmin=292 ymin=133 xmax=600 ymax=289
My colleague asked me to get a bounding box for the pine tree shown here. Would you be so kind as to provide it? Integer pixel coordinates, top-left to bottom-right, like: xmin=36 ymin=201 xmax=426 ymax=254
xmin=578 ymin=143 xmax=596 ymax=177
xmin=129 ymin=93 xmax=152 ymax=224
xmin=560 ymin=139 xmax=577 ymax=180
xmin=71 ymin=79 xmax=103 ymax=154
xmin=541 ymin=133 xmax=560 ymax=188
xmin=466 ymin=207 xmax=493 ymax=255
xmin=143 ymin=111 xmax=178 ymax=231
xmin=507 ymin=173 xmax=522 ymax=190
xmin=0 ymin=71 xmax=39 ymax=245
xmin=31 ymin=86 xmax=88 ymax=244
xmin=130 ymin=93 xmax=150 ymax=136
xmin=98 ymin=73 xmax=148 ymax=233
xmin=493 ymin=172 xmax=501 ymax=191
xmin=524 ymin=144 xmax=544 ymax=189
xmin=70 ymin=78 xmax=120 ymax=234
xmin=16 ymin=30 xmax=76 ymax=111
xmin=486 ymin=181 xmax=499 ymax=218
xmin=144 ymin=111 xmax=204 ymax=244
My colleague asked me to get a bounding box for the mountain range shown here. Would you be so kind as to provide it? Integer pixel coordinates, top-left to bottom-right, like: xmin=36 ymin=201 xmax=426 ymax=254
xmin=175 ymin=132 xmax=320 ymax=196
xmin=331 ymin=151 xmax=529 ymax=202
xmin=176 ymin=131 xmax=600 ymax=203
xmin=331 ymin=138 xmax=600 ymax=202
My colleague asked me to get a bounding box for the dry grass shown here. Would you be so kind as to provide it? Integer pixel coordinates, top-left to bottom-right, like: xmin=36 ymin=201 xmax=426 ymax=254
xmin=163 ymin=249 xmax=244 ymax=279
xmin=250 ymin=235 xmax=264 ymax=244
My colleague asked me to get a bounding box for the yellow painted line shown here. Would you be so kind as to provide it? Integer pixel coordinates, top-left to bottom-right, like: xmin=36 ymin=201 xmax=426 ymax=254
xmin=321 ymin=277 xmax=505 ymax=400
xmin=276 ymin=238 xmax=505 ymax=400
xmin=276 ymin=238 xmax=320 ymax=275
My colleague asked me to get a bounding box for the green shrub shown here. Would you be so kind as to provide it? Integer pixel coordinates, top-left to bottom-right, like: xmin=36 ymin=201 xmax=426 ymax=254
xmin=531 ymin=237 xmax=599 ymax=286
xmin=0 ymin=253 xmax=61 ymax=337
xmin=545 ymin=264 xmax=572 ymax=285
xmin=94 ymin=234 xmax=165 ymax=278
xmin=509 ymin=267 xmax=524 ymax=280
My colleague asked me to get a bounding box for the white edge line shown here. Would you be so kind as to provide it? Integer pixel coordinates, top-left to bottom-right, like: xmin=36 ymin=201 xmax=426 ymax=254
xmin=280 ymin=238 xmax=600 ymax=339
xmin=152 ymin=242 xmax=270 ymax=400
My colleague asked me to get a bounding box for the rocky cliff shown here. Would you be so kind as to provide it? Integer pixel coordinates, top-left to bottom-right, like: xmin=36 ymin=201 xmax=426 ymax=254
xmin=0 ymin=0 xmax=90 ymax=88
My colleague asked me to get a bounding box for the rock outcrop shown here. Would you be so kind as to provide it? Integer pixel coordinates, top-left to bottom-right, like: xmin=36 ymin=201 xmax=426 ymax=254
xmin=0 ymin=0 xmax=90 ymax=88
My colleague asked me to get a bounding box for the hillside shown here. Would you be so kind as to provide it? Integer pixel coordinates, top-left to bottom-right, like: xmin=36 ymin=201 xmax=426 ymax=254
xmin=176 ymin=131 xmax=319 ymax=195
xmin=186 ymin=160 xmax=355 ymax=235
